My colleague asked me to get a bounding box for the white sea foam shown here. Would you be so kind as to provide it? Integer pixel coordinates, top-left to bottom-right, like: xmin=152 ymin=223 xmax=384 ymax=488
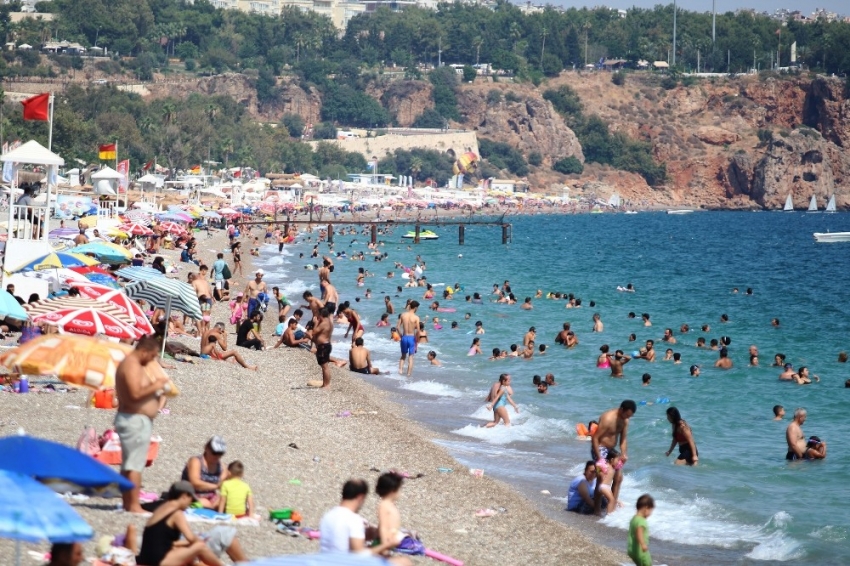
xmin=451 ymin=413 xmax=572 ymax=445
xmin=400 ymin=380 xmax=464 ymax=398
xmin=602 ymin=475 xmax=804 ymax=561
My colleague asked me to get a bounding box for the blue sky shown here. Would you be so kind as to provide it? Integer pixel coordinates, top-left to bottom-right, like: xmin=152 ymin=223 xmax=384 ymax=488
xmin=549 ymin=1 xmax=846 ymax=17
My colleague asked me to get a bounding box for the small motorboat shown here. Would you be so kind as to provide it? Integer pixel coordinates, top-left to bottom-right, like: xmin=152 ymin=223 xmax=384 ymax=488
xmin=402 ymin=229 xmax=439 ymax=240
xmin=813 ymin=232 xmax=850 ymax=243
xmin=666 ymin=209 xmax=694 ymax=215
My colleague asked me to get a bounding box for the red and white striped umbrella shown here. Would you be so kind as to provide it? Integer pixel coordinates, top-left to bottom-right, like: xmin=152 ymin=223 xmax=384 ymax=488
xmin=24 ymin=297 xmax=134 ymax=326
xmin=157 ymin=221 xmax=188 ymax=235
xmin=119 ymin=223 xmax=154 ymax=236
xmin=122 ymin=210 xmax=152 ymax=225
xmin=33 ymin=308 xmax=140 ymax=340
xmin=95 ymin=289 xmax=154 ymax=336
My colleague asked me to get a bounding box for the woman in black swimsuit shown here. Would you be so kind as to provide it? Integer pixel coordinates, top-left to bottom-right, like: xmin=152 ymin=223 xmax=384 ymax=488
xmin=136 ymin=481 xmax=224 ymax=566
xmin=231 ymin=241 xmax=243 ymax=277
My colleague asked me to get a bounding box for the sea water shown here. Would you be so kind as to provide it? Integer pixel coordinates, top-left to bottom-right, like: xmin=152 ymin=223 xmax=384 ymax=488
xmin=254 ymin=212 xmax=850 ymax=563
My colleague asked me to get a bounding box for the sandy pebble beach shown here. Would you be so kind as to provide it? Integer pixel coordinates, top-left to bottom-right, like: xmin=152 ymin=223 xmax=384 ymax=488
xmin=0 ymin=225 xmax=627 ymax=565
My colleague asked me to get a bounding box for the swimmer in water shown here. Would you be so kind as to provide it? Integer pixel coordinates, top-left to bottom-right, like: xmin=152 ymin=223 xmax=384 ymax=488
xmin=609 ymin=350 xmax=631 ymax=378
xmin=642 ymin=313 xmax=651 ymax=327
xmin=642 ymin=373 xmax=651 ymax=386
xmin=565 ymin=331 xmax=578 ymax=348
xmin=773 ymin=353 xmax=786 ymax=367
xmin=663 ymin=348 xmax=673 ymax=361
xmin=545 ymin=373 xmax=556 ymax=386
xmin=771 ymin=318 xmax=780 ymax=327
xmin=690 ymin=364 xmax=700 ymax=377
xmin=592 ymin=313 xmax=603 ymax=333
xmin=673 ymin=352 xmax=682 ymax=364
xmin=792 ymin=366 xmax=819 ymax=385
xmin=639 ymin=340 xmax=656 ymax=362
xmin=555 ymin=323 xmax=570 ymax=345
xmin=597 ymin=345 xmax=611 ymax=368
xmin=779 ymin=363 xmax=795 ymax=380
xmin=662 ymin=328 xmax=676 ymax=344
xmin=628 ymin=333 xmax=637 ymax=342
xmin=749 ymin=345 xmax=759 ymax=366
xmin=720 ymin=313 xmax=729 ymax=323
xmin=468 ymin=337 xmax=482 ymax=356
xmin=536 ymin=382 xmax=549 ymax=394
xmin=474 ymin=321 xmax=485 ymax=334
xmin=773 ymin=405 xmax=785 ymax=420
xmin=521 ymin=297 xmax=533 ymax=310
xmin=696 ymin=337 xmax=706 ymax=348
xmin=838 ymin=352 xmax=848 ymax=363
xmin=715 ymin=347 xmax=733 ymax=369
xmin=427 ymin=351 xmax=441 ymax=366
xmin=523 ymin=327 xmax=536 ymax=347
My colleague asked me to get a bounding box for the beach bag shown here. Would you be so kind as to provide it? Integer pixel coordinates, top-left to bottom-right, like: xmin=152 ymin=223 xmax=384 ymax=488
xmin=395 ymin=536 xmax=425 ymax=556
xmin=221 ymin=264 xmax=232 ymax=280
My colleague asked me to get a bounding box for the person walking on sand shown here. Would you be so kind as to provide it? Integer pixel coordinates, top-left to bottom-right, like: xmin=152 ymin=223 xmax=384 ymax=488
xmin=484 ymin=373 xmax=519 ymax=427
xmin=398 ymin=300 xmax=420 ymax=377
xmin=628 ymin=494 xmax=655 ymax=566
xmin=591 ymin=400 xmax=637 ymax=515
xmin=114 ymin=336 xmax=171 ymax=513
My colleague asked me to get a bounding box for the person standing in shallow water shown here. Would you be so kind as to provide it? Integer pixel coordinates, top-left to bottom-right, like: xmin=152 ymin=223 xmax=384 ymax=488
xmin=665 ymin=407 xmax=699 ymax=466
xmin=591 ymin=400 xmax=637 ymax=515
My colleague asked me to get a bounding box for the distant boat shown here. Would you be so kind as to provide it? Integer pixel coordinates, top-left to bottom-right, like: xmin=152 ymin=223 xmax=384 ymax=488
xmin=807 ymin=195 xmax=819 ymax=213
xmin=402 ymin=229 xmax=438 ymax=240
xmin=826 ymin=194 xmax=837 ymax=213
xmin=783 ymin=194 xmax=794 ymax=211
xmin=624 ymin=210 xmax=638 ymax=215
xmin=608 ymin=193 xmax=621 ymax=208
xmin=813 ymin=232 xmax=850 ymax=243
xmin=666 ymin=209 xmax=694 ymax=215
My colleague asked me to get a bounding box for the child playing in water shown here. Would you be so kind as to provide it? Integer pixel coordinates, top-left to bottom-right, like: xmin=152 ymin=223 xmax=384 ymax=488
xmin=628 ymin=494 xmax=655 ymax=566
xmin=596 ymin=450 xmax=624 ymax=515
xmin=468 ymin=337 xmax=482 ymax=356
xmin=427 ymin=351 xmax=441 ymax=366
xmin=218 ymin=461 xmax=254 ymax=518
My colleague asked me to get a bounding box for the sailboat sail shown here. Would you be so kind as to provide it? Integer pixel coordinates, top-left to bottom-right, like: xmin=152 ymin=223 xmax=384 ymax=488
xmin=826 ymin=194 xmax=836 ymax=213
xmin=783 ymin=194 xmax=794 ymax=211
xmin=608 ymin=193 xmax=621 ymax=208
xmin=808 ymin=195 xmax=818 ymax=212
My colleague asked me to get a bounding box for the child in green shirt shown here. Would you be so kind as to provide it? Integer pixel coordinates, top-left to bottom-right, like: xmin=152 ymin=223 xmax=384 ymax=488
xmin=628 ymin=494 xmax=655 ymax=566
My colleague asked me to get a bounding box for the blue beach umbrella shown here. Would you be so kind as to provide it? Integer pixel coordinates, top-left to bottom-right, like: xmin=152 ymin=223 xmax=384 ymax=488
xmin=0 ymin=434 xmax=134 ymax=494
xmin=0 ymin=469 xmax=93 ymax=566
xmin=72 ymin=242 xmax=132 ymax=265
xmin=83 ymin=273 xmax=121 ymax=289
xmin=0 ymin=291 xmax=27 ymax=320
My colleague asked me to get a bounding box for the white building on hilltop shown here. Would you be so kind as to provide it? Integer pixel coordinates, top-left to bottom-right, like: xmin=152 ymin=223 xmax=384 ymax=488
xmin=207 ymin=0 xmax=366 ymax=29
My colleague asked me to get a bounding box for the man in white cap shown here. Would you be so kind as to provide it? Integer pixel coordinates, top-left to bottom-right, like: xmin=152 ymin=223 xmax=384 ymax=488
xmin=244 ymin=269 xmax=268 ymax=319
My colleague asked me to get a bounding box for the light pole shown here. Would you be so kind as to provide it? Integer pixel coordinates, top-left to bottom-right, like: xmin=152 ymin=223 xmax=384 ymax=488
xmin=584 ymin=22 xmax=591 ymax=69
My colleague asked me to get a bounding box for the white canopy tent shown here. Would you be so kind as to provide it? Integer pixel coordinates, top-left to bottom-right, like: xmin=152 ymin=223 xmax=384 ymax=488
xmin=91 ymin=166 xmax=122 ymax=196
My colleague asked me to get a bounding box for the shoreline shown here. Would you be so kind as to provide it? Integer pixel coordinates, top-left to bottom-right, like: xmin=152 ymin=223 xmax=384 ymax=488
xmin=0 ymin=226 xmax=628 ymax=565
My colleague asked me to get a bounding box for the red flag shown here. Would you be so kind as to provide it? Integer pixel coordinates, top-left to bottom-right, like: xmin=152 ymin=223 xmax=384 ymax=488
xmin=142 ymin=159 xmax=154 ymax=171
xmin=21 ymin=93 xmax=50 ymax=121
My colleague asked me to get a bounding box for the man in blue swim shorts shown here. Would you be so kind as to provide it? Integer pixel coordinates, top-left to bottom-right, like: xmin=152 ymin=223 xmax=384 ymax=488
xmin=398 ymin=300 xmax=420 ymax=377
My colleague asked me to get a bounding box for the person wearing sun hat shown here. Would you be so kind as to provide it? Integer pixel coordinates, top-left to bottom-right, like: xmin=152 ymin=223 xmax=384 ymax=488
xmin=181 ymin=436 xmax=229 ymax=509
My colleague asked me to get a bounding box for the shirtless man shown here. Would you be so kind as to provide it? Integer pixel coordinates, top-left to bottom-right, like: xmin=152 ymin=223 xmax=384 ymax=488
xmin=662 ymin=328 xmax=676 ymax=344
xmin=398 ymin=300 xmax=420 ymax=377
xmin=192 ymin=265 xmax=214 ymax=335
xmin=114 ymin=336 xmax=171 ymax=512
xmin=301 ymin=290 xmax=325 ymax=320
xmin=565 ymin=331 xmax=578 ymax=348
xmin=321 ymin=278 xmax=339 ymax=316
xmin=244 ymin=269 xmax=268 ymax=318
xmin=274 ymin=318 xmax=311 ymax=349
xmin=73 ymin=230 xmax=88 ymax=246
xmin=520 ymin=297 xmax=533 ymax=310
xmin=349 ymin=337 xmax=382 ymax=375
xmin=715 ymin=347 xmax=733 ymax=369
xmin=554 ymin=323 xmax=570 ymax=345
xmin=786 ymin=408 xmax=817 ymax=461
xmin=312 ymin=307 xmax=334 ymax=388
xmin=591 ymin=400 xmax=637 ymax=515
xmin=609 ymin=350 xmax=631 ymax=378
xmin=639 ymin=340 xmax=656 ymax=362
xmin=523 ymin=327 xmax=536 ymax=347
xmin=779 ymin=363 xmax=795 ymax=380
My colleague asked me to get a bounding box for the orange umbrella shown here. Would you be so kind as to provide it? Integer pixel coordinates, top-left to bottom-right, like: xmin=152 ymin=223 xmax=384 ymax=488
xmin=0 ymin=335 xmax=179 ymax=393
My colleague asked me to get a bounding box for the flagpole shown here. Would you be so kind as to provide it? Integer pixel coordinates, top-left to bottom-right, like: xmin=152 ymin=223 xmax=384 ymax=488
xmin=115 ymin=139 xmax=118 ymax=170
xmin=48 ymin=94 xmax=54 ymax=151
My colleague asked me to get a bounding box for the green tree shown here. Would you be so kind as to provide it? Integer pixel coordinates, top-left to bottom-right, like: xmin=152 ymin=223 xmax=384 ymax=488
xmin=552 ymin=156 xmax=583 ymax=174
xmin=412 ymin=108 xmax=445 ymax=129
xmin=461 ymin=65 xmax=477 ymax=82
xmin=281 ymin=113 xmax=306 ymax=138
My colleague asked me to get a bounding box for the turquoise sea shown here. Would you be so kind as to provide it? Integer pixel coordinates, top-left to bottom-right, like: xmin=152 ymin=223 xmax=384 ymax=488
xmin=256 ymin=211 xmax=850 ymax=564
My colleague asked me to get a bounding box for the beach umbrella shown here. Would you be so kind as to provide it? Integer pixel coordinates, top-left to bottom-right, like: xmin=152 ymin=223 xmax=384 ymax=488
xmin=48 ymin=227 xmax=80 ymax=240
xmin=24 ymin=297 xmax=133 ymax=324
xmin=10 ymin=252 xmax=99 ymax=273
xmin=122 ymin=210 xmax=151 ymax=224
xmin=75 ymin=287 xmax=154 ymax=336
xmin=0 ymin=334 xmax=131 ymax=390
xmin=0 ymin=291 xmax=27 ymax=320
xmin=77 ymin=216 xmax=99 ymax=228
xmin=124 ymin=278 xmax=201 ymax=320
xmin=115 ymin=266 xmax=165 ymax=282
xmin=118 ymin=223 xmax=154 ymax=237
xmin=0 ymin=435 xmax=133 ymax=493
xmin=32 ymin=308 xmax=140 ymax=340
xmin=157 ymin=221 xmax=188 ymax=235
xmin=202 ymin=211 xmax=222 ymax=219
xmin=69 ymin=265 xmax=117 ymax=279
xmin=83 ymin=273 xmax=121 ymax=288
xmin=0 ymin=469 xmax=93 ymax=566
xmin=72 ymin=242 xmax=132 ymax=264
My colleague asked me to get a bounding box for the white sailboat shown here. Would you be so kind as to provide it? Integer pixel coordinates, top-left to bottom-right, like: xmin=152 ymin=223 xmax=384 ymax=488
xmin=825 ymin=194 xmax=837 ymax=213
xmin=807 ymin=195 xmax=819 ymax=213
xmin=607 ymin=193 xmax=621 ymax=208
xmin=783 ymin=194 xmax=794 ymax=211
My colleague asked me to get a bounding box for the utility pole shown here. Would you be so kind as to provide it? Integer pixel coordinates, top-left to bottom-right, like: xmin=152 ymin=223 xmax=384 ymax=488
xmin=777 ymin=27 xmax=781 ymax=69
xmin=697 ymin=49 xmax=700 ymax=73
xmin=672 ymin=0 xmax=677 ymax=67
xmin=541 ymin=26 xmax=547 ymax=65
xmin=712 ymin=0 xmax=716 ymax=45
xmin=584 ymin=22 xmax=590 ymax=68
xmin=438 ymin=36 xmax=442 ymax=68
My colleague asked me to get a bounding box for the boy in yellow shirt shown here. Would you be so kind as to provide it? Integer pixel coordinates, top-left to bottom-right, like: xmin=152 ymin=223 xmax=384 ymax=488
xmin=217 ymin=461 xmax=254 ymax=518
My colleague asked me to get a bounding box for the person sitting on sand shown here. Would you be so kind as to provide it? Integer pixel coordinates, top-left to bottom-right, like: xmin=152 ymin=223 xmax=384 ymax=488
xmin=201 ymin=335 xmax=258 ymax=371
xmin=181 ymin=436 xmax=229 ymax=509
xmin=47 ymin=543 xmax=84 ymax=566
xmin=376 ymin=472 xmax=409 ymax=557
xmin=217 ymin=461 xmax=254 ymax=518
xmin=136 ymin=481 xmax=225 ymax=566
xmin=236 ymin=312 xmax=264 ymax=350
xmin=349 ymin=337 xmax=382 ymax=375
xmin=273 ymin=318 xmax=311 ymax=350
